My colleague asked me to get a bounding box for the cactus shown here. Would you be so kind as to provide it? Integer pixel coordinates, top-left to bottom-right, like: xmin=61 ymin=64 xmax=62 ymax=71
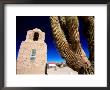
xmin=50 ymin=16 xmax=94 ymax=74
xmin=79 ymin=16 xmax=94 ymax=68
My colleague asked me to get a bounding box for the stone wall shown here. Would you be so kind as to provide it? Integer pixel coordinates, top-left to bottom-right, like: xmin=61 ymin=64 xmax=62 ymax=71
xmin=16 ymin=28 xmax=47 ymax=74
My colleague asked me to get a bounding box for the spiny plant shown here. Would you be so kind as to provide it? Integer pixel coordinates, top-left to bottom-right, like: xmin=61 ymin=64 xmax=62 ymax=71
xmin=50 ymin=16 xmax=94 ymax=74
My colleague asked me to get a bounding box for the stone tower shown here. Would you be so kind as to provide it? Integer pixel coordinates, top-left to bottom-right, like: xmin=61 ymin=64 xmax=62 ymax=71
xmin=16 ymin=28 xmax=47 ymax=74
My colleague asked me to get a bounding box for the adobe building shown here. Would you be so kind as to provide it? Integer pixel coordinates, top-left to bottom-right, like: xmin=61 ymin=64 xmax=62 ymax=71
xmin=16 ymin=28 xmax=47 ymax=74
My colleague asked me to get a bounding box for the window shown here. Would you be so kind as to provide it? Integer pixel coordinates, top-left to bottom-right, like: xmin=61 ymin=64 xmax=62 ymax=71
xmin=33 ymin=32 xmax=39 ymax=41
xmin=30 ymin=49 xmax=36 ymax=60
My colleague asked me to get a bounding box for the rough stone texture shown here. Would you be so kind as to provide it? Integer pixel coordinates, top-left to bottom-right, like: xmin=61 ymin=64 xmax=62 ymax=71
xmin=16 ymin=28 xmax=47 ymax=74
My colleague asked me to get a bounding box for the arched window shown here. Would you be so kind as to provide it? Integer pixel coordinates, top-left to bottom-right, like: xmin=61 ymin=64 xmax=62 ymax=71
xmin=33 ymin=32 xmax=39 ymax=41
xmin=30 ymin=49 xmax=36 ymax=60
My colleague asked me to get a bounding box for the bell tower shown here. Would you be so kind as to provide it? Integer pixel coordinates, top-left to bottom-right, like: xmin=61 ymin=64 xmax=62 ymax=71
xmin=16 ymin=28 xmax=47 ymax=74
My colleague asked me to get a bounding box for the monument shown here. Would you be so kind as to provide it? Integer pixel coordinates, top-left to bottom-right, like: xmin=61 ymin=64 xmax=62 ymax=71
xmin=16 ymin=28 xmax=47 ymax=74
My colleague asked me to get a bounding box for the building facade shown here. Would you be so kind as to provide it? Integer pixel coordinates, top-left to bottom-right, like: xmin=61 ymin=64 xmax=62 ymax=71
xmin=16 ymin=28 xmax=47 ymax=74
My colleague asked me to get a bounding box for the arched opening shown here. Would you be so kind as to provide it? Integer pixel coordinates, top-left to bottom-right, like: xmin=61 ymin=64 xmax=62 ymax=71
xmin=33 ymin=32 xmax=39 ymax=41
